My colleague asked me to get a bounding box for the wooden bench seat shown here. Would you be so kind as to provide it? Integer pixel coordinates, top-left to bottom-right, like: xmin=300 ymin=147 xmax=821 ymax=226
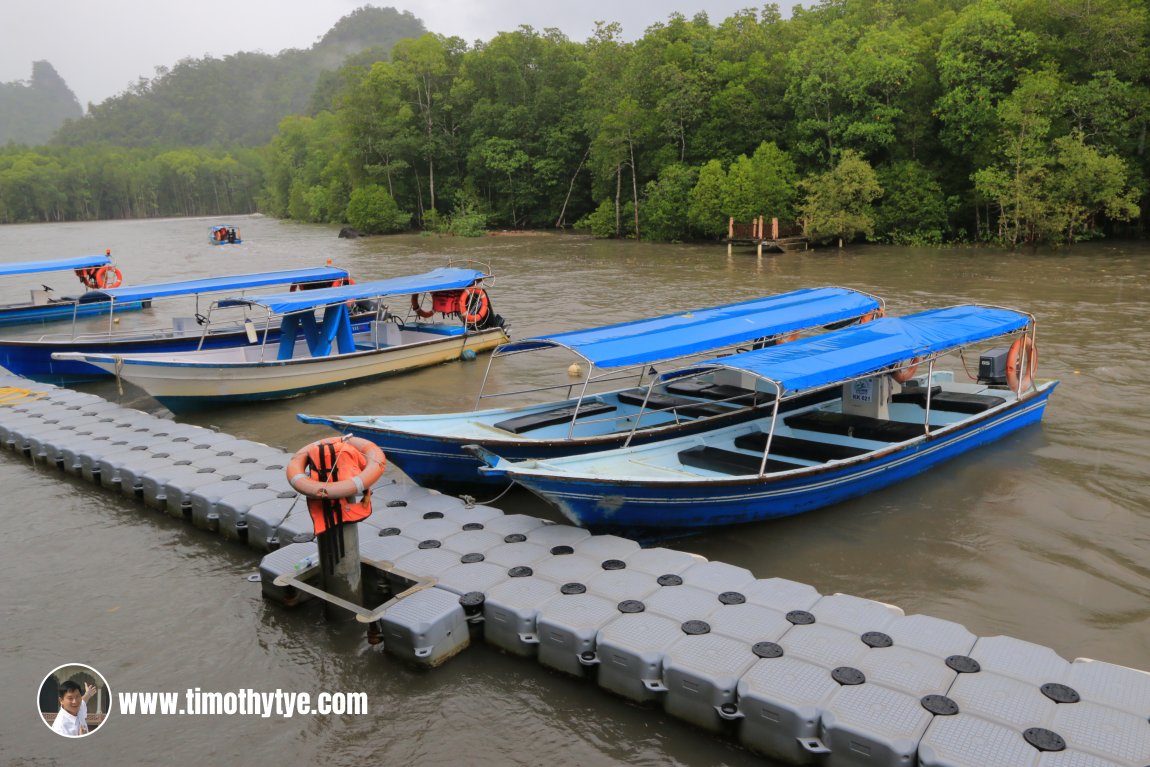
xmin=616 ymin=390 xmax=734 ymax=419
xmin=892 ymin=388 xmax=1006 ymax=414
xmin=783 ymin=410 xmax=927 ymax=442
xmin=664 ymin=380 xmax=767 ymax=405
xmin=678 ymin=445 xmax=806 ymax=476
xmin=733 ymin=432 xmax=872 ymax=462
xmin=494 ymin=401 xmax=616 ymax=435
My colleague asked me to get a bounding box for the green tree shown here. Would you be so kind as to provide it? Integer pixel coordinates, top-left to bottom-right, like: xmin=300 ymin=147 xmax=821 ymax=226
xmin=722 ymin=141 xmax=798 ymax=222
xmin=387 ymin=34 xmax=467 ymax=221
xmin=875 ymin=160 xmax=951 ymax=244
xmin=1045 ymin=132 xmax=1140 ymax=242
xmin=935 ymin=1 xmax=1038 ymax=162
xmin=346 ymin=184 xmax=411 ymax=233
xmin=971 ymin=69 xmax=1061 ymax=246
xmin=687 ymin=159 xmax=728 ymax=239
xmin=641 ymin=163 xmax=698 ymax=241
xmin=799 ymin=149 xmax=883 ymax=247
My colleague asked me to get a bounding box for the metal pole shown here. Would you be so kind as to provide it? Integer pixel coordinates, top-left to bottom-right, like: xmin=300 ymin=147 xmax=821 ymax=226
xmin=316 ymin=522 xmax=363 ymax=621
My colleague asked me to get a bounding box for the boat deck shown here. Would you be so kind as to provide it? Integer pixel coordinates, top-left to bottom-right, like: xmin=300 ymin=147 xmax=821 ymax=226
xmin=0 ymin=375 xmax=1145 ymax=767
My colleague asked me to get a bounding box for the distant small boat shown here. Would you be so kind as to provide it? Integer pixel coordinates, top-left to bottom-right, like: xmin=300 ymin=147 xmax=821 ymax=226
xmin=209 ymin=225 xmax=242 ymax=245
xmin=0 ymin=266 xmax=353 ymax=383
xmin=0 ymin=253 xmax=141 ymax=327
xmin=54 ymin=265 xmax=510 ymax=410
xmin=475 ymin=305 xmax=1057 ymax=533
xmin=298 ymin=287 xmax=884 ymax=493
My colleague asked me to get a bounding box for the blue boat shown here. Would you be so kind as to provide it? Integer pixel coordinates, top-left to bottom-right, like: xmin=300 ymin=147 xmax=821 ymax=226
xmin=0 ymin=254 xmax=144 ymax=327
xmin=209 ymin=225 xmax=242 ymax=245
xmin=476 ymin=305 xmax=1057 ymax=532
xmin=298 ymin=287 xmax=884 ymax=492
xmin=0 ymin=266 xmax=353 ymax=384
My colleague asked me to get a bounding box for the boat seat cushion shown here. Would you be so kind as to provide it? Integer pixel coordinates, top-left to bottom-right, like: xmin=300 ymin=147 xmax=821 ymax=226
xmin=734 ymin=433 xmax=871 ymax=462
xmin=616 ymin=390 xmax=735 ymax=418
xmin=892 ymin=388 xmax=1006 ymax=414
xmin=678 ymin=445 xmax=806 ymax=476
xmin=783 ymin=410 xmax=927 ymax=442
xmin=494 ymin=401 xmax=616 ymax=434
xmin=664 ymin=380 xmax=769 ymax=405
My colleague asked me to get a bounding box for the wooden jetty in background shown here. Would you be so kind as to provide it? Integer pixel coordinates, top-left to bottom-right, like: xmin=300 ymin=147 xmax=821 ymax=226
xmin=726 ymin=216 xmax=809 ymax=256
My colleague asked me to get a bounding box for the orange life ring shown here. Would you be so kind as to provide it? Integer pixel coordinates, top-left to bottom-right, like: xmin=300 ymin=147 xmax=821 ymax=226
xmin=332 ymin=277 xmax=356 ymax=288
xmin=286 ymin=436 xmax=386 ymax=535
xmin=410 ymin=293 xmax=435 ymax=318
xmin=891 ymin=358 xmax=920 ymax=383
xmin=458 ymin=287 xmax=490 ymax=325
xmin=780 ymin=331 xmax=800 ymax=344
xmin=1006 ymin=336 xmax=1037 ymax=391
xmin=859 ymin=307 xmax=885 ymax=324
xmin=95 ymin=265 xmax=123 ymax=289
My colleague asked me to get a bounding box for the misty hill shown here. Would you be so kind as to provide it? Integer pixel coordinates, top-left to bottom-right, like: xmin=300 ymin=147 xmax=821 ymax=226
xmin=0 ymin=61 xmax=83 ymax=146
xmin=52 ymin=6 xmax=426 ymax=148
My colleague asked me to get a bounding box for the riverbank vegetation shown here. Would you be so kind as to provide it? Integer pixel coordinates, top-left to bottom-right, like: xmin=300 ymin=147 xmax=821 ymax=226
xmin=1 ymin=1 xmax=1146 ymax=248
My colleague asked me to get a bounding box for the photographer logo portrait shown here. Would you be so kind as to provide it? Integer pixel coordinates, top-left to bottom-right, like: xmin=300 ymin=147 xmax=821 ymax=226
xmin=39 ymin=664 xmax=110 ymax=737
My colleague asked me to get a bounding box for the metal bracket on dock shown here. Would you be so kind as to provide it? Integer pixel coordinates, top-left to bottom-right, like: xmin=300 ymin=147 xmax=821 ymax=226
xmin=798 ymin=737 xmax=831 ymax=755
xmin=641 ymin=678 xmax=669 ymax=694
xmin=272 ymin=557 xmax=437 ymax=623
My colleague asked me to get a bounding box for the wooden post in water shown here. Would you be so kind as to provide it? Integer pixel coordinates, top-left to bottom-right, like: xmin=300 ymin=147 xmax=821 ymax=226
xmin=316 ymin=523 xmax=363 ymax=621
xmin=727 ymin=216 xmax=734 ymax=256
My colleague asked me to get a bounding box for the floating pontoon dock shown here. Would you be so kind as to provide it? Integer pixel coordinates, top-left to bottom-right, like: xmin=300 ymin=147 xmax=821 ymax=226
xmin=0 ymin=376 xmax=1146 ymax=767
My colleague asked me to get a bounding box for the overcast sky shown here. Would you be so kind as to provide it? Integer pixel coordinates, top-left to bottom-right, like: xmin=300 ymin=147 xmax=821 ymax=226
xmin=1 ymin=1 xmax=797 ymax=108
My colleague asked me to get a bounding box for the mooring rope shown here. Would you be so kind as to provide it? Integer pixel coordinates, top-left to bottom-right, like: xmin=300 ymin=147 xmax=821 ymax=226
xmin=0 ymin=387 xmax=48 ymax=406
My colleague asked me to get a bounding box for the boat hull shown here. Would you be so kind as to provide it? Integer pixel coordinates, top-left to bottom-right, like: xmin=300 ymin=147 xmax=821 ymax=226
xmin=0 ymin=299 xmax=147 ymax=328
xmin=0 ymin=318 xmax=373 ymax=384
xmin=306 ymin=403 xmax=779 ymax=493
xmin=75 ymin=327 xmax=508 ymax=410
xmin=491 ymin=384 xmax=1057 ymax=531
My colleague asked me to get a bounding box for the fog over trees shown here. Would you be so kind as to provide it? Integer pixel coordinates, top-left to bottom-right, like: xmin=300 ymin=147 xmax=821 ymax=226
xmin=1 ymin=1 xmax=1146 ymax=248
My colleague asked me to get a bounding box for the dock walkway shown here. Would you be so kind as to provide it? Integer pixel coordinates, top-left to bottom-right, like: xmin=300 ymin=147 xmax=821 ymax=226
xmin=1 ymin=377 xmax=1146 ymax=767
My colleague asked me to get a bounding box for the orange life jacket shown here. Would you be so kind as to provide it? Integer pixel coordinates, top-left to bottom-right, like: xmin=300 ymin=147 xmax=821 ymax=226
xmin=303 ymin=440 xmax=373 ymax=535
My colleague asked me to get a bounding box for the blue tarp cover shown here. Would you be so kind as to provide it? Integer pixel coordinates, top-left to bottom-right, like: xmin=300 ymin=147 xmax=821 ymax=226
xmin=0 ymin=254 xmax=110 ymax=276
xmin=693 ymin=305 xmax=1030 ymax=394
xmin=493 ymin=287 xmax=881 ymax=369
xmin=85 ymin=266 xmax=350 ymax=303
xmin=220 ymin=267 xmax=486 ymax=314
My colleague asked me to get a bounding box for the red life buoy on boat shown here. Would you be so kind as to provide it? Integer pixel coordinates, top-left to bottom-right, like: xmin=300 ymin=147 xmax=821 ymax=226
xmin=95 ymin=266 xmax=123 ymax=289
xmin=332 ymin=277 xmax=356 ymax=288
xmin=1006 ymin=336 xmax=1037 ymax=391
xmin=286 ymin=436 xmax=386 ymax=535
xmin=458 ymin=287 xmax=490 ymax=325
xmin=891 ymin=358 xmax=920 ymax=384
xmin=410 ymin=293 xmax=435 ymax=318
xmin=859 ymin=307 xmax=885 ymax=323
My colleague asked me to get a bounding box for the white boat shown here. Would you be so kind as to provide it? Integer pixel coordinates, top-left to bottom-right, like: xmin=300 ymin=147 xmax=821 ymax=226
xmin=53 ymin=265 xmax=508 ymax=410
xmin=0 ymin=266 xmax=354 ymax=383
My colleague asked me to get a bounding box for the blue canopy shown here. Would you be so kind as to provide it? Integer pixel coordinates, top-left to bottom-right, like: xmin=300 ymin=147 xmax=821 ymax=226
xmin=493 ymin=287 xmax=882 ymax=369
xmin=692 ymin=305 xmax=1031 ymax=395
xmin=83 ymin=266 xmax=350 ymax=304
xmin=220 ymin=267 xmax=486 ymax=315
xmin=0 ymin=254 xmax=110 ymax=276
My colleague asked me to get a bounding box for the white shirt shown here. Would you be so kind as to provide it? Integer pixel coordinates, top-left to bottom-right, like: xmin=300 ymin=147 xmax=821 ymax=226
xmin=51 ymin=700 xmax=88 ymax=736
